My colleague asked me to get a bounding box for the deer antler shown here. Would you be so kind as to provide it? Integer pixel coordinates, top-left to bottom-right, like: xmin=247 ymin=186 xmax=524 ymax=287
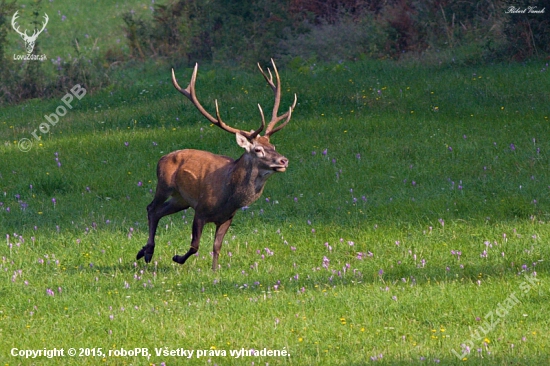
xmin=11 ymin=11 xmax=26 ymax=38
xmin=171 ymin=64 xmax=264 ymax=140
xmin=11 ymin=12 xmax=48 ymax=40
xmin=31 ymin=13 xmax=49 ymax=39
xmin=257 ymin=59 xmax=297 ymax=138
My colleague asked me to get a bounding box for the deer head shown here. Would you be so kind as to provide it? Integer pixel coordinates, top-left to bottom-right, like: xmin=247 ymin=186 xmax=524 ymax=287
xmin=11 ymin=11 xmax=49 ymax=54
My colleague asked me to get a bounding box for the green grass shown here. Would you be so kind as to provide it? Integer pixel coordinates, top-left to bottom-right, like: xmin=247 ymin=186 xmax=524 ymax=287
xmin=1 ymin=57 xmax=550 ymax=365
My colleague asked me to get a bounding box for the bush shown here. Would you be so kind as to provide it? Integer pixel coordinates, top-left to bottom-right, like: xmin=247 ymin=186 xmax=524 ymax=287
xmin=500 ymin=0 xmax=550 ymax=60
xmin=277 ymin=14 xmax=388 ymax=62
xmin=121 ymin=0 xmax=549 ymax=66
xmin=121 ymin=1 xmax=200 ymax=66
xmin=0 ymin=0 xmax=17 ymax=60
xmin=286 ymin=0 xmax=549 ymax=62
xmin=121 ymin=0 xmax=294 ymax=66
xmin=51 ymin=39 xmax=111 ymax=93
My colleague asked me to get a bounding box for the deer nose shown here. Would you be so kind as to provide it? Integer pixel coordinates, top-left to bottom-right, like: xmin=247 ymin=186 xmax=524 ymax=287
xmin=279 ymin=158 xmax=288 ymax=167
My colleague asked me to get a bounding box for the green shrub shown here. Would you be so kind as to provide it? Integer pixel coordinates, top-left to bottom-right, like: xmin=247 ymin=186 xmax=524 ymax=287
xmin=119 ymin=0 xmax=548 ymax=66
xmin=277 ymin=14 xmax=389 ymax=62
xmin=120 ymin=0 xmax=295 ymax=66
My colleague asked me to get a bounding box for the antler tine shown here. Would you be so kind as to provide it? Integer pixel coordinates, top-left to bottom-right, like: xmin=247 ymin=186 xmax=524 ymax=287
xmin=266 ymin=106 xmax=293 ymax=136
xmin=38 ymin=13 xmax=49 ymax=33
xmin=257 ymin=61 xmax=276 ymax=92
xmin=269 ymin=59 xmax=282 ymax=126
xmin=251 ymin=104 xmax=267 ymax=139
xmin=11 ymin=11 xmax=25 ymax=36
xmin=171 ymin=64 xmax=213 ymax=121
xmin=258 ymin=59 xmax=297 ymax=138
xmin=31 ymin=13 xmax=49 ymax=37
xmin=11 ymin=11 xmax=18 ymax=27
xmin=258 ymin=59 xmax=282 ymax=124
xmin=171 ymin=65 xmax=263 ymax=139
xmin=264 ymin=93 xmax=297 ymax=137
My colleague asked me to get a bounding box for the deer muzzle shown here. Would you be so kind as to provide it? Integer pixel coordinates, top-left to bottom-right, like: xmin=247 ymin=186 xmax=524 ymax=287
xmin=270 ymin=157 xmax=288 ymax=172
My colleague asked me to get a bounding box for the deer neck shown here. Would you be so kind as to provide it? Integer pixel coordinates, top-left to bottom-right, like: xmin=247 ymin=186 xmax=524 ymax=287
xmin=229 ymin=153 xmax=272 ymax=207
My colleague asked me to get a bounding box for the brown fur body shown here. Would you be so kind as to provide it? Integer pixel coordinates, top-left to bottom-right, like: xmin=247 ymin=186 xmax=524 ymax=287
xmin=136 ymin=135 xmax=287 ymax=270
xmin=158 ymin=148 xmax=274 ymax=224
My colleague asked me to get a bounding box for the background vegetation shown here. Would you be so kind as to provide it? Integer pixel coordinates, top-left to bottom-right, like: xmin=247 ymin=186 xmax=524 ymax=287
xmin=1 ymin=0 xmax=549 ymax=104
xmin=1 ymin=0 xmax=550 ymax=365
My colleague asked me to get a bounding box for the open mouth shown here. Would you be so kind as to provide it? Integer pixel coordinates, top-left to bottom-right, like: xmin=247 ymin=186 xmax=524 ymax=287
xmin=271 ymin=166 xmax=287 ymax=172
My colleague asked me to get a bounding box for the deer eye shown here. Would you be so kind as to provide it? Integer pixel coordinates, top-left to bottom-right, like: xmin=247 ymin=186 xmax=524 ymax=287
xmin=254 ymin=147 xmax=263 ymax=153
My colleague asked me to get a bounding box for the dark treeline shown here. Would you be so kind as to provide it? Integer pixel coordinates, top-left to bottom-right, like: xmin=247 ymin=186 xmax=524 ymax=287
xmin=1 ymin=0 xmax=549 ymax=105
xmin=120 ymin=0 xmax=550 ymax=65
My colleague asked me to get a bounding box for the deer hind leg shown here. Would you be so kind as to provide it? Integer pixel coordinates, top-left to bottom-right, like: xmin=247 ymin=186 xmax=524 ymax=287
xmin=173 ymin=216 xmax=205 ymax=265
xmin=137 ymin=196 xmax=189 ymax=263
xmin=212 ymin=218 xmax=233 ymax=271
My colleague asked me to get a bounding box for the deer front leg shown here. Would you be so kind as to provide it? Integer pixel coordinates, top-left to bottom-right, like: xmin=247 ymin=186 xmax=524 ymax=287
xmin=173 ymin=216 xmax=205 ymax=265
xmin=137 ymin=197 xmax=188 ymax=263
xmin=212 ymin=218 xmax=233 ymax=271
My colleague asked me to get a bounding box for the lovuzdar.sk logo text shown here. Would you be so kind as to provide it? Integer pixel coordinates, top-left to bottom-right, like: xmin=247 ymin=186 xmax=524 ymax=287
xmin=11 ymin=11 xmax=48 ymax=61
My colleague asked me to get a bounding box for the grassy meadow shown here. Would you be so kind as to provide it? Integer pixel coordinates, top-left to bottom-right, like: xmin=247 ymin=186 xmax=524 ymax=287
xmin=2 ymin=2 xmax=550 ymax=363
xmin=1 ymin=57 xmax=550 ymax=365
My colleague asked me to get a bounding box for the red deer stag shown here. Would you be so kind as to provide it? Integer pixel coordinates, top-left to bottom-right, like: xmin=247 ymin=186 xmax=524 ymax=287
xmin=137 ymin=59 xmax=297 ymax=270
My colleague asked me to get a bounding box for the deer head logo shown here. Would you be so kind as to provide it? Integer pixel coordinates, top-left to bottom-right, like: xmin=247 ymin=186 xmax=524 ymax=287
xmin=11 ymin=11 xmax=49 ymax=55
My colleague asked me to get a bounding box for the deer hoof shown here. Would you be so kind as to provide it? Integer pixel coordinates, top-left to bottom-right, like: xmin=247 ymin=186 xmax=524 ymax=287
xmin=136 ymin=247 xmax=146 ymax=260
xmin=136 ymin=246 xmax=153 ymax=262
xmin=173 ymin=255 xmax=186 ymax=264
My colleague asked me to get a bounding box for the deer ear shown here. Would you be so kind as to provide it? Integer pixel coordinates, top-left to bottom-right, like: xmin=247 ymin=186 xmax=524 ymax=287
xmin=236 ymin=132 xmax=253 ymax=152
